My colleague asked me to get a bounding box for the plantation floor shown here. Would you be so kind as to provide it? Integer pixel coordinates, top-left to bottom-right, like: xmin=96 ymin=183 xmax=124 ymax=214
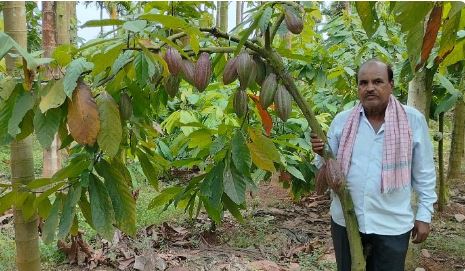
xmin=1 ymin=180 xmax=465 ymax=271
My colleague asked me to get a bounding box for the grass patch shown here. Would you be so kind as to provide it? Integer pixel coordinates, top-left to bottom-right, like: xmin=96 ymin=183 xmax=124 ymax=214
xmin=0 ymin=136 xmax=44 ymax=178
xmin=297 ymin=250 xmax=337 ymax=271
xmin=424 ymin=232 xmax=465 ymax=259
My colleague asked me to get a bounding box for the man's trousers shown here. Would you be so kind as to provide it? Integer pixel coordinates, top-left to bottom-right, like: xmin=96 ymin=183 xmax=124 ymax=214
xmin=331 ymin=219 xmax=411 ymax=271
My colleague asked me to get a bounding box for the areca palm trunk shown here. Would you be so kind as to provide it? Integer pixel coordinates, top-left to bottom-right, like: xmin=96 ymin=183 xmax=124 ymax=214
xmin=4 ymin=2 xmax=41 ymax=270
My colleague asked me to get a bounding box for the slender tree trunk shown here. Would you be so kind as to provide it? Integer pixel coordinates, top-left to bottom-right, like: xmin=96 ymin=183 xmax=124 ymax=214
xmin=236 ymin=1 xmax=243 ymax=26
xmin=218 ymin=1 xmax=228 ymax=33
xmin=4 ymin=2 xmax=41 ymax=270
xmin=407 ymin=69 xmax=432 ymax=118
xmin=438 ymin=112 xmax=446 ymax=211
xmin=55 ymin=1 xmax=70 ymax=45
xmin=68 ymin=2 xmax=77 ymax=44
xmin=447 ymin=80 xmax=465 ymax=184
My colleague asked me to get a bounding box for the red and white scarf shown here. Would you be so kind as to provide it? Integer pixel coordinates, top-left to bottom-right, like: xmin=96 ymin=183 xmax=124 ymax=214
xmin=336 ymin=95 xmax=412 ymax=193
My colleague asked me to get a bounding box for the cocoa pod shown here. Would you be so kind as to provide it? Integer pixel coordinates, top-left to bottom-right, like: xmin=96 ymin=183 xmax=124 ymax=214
xmin=164 ymin=74 xmax=181 ymax=98
xmin=274 ymin=84 xmax=292 ymax=121
xmin=315 ymin=165 xmax=329 ymax=195
xmin=236 ymin=51 xmax=256 ymax=90
xmin=317 ymin=159 xmax=344 ymax=194
xmin=259 ymin=73 xmax=278 ymax=109
xmin=119 ymin=92 xmax=133 ymax=121
xmin=194 ymin=52 xmax=212 ymax=92
xmin=164 ymin=47 xmax=183 ymax=75
xmin=284 ymin=7 xmax=304 ymax=34
xmin=233 ymin=89 xmax=248 ymax=118
xmin=254 ymin=56 xmax=267 ymax=85
xmin=180 ymin=59 xmax=195 ymax=86
xmin=223 ymin=56 xmax=238 ymax=85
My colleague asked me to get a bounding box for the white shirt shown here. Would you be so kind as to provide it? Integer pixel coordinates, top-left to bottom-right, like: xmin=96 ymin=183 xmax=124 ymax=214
xmin=317 ymin=105 xmax=437 ymax=235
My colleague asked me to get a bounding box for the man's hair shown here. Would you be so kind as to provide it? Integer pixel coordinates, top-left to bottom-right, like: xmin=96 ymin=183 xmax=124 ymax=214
xmin=356 ymin=58 xmax=393 ymax=83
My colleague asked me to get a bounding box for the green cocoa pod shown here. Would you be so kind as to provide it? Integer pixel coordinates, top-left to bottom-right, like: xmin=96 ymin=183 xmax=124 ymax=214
xmin=233 ymin=89 xmax=248 ymax=118
xmin=284 ymin=7 xmax=304 ymax=35
xmin=236 ymin=51 xmax=256 ymax=90
xmin=180 ymin=59 xmax=195 ymax=86
xmin=254 ymin=55 xmax=267 ymax=85
xmin=194 ymin=52 xmax=212 ymax=92
xmin=119 ymin=92 xmax=133 ymax=121
xmin=259 ymin=73 xmax=278 ymax=109
xmin=164 ymin=74 xmax=181 ymax=98
xmin=274 ymin=84 xmax=292 ymax=121
xmin=223 ymin=56 xmax=238 ymax=85
xmin=164 ymin=47 xmax=183 ymax=75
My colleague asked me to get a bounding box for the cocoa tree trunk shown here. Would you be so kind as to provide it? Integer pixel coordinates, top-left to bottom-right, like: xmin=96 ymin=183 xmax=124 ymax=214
xmin=447 ymin=91 xmax=465 ymax=184
xmin=218 ymin=1 xmax=228 ymax=33
xmin=438 ymin=112 xmax=446 ymax=211
xmin=407 ymin=68 xmax=435 ymax=119
xmin=4 ymin=1 xmax=41 ymax=270
xmin=236 ymin=1 xmax=243 ymax=26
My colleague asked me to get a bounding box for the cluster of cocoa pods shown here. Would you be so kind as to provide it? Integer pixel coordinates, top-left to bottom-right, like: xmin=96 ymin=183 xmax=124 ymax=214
xmin=163 ymin=47 xmax=212 ymax=97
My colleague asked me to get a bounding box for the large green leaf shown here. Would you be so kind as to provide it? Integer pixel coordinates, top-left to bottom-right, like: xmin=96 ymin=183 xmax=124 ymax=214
xmin=222 ymin=194 xmax=244 ymax=223
xmin=63 ymin=58 xmax=94 ymax=97
xmin=57 ymin=185 xmax=82 ymax=240
xmin=96 ymin=91 xmax=122 ymax=159
xmin=42 ymin=194 xmax=63 ymax=244
xmin=134 ymin=51 xmax=150 ymax=86
xmin=110 ymin=50 xmax=133 ymax=77
xmin=91 ymin=42 xmax=124 ymax=76
xmin=437 ymin=6 xmax=462 ymax=63
xmin=0 ymin=77 xmax=16 ymax=101
xmin=441 ymin=39 xmax=465 ymax=67
xmin=123 ymin=20 xmax=147 ymax=32
xmin=231 ymin=130 xmax=251 ymax=174
xmin=89 ymin=174 xmax=115 ymax=240
xmin=0 ymin=191 xmax=16 ymax=214
xmin=95 ymin=159 xmax=136 ymax=236
xmin=8 ymin=91 xmax=34 ymax=137
xmin=148 ymin=186 xmax=183 ymax=209
xmin=138 ymin=14 xmax=202 ymax=36
xmin=52 ymin=44 xmax=77 ymax=67
xmin=246 ymin=128 xmax=280 ymax=172
xmin=437 ymin=74 xmax=460 ymax=96
xmin=52 ymin=154 xmax=91 ymax=183
xmin=0 ymin=86 xmax=19 ymax=145
xmin=34 ymin=107 xmax=63 ymax=149
xmin=39 ymin=79 xmax=66 ymax=113
xmin=187 ymin=129 xmax=212 ymax=150
xmin=393 ymin=2 xmax=434 ymax=32
xmin=355 ymin=2 xmax=379 ymax=38
xmin=21 ymin=193 xmax=36 ymax=222
xmin=136 ymin=149 xmax=159 ymax=188
xmin=200 ymin=161 xmax=225 ymax=223
xmin=235 ymin=9 xmax=264 ymax=54
xmin=434 ymin=94 xmax=459 ymax=117
xmin=223 ymin=160 xmax=246 ymax=205
xmin=0 ymin=32 xmax=38 ymax=69
xmin=81 ymin=19 xmax=125 ymax=28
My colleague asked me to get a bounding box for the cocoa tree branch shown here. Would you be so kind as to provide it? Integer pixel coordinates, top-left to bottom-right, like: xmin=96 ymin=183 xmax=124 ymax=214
xmin=270 ymin=13 xmax=285 ymax=45
xmin=199 ymin=27 xmax=264 ymax=54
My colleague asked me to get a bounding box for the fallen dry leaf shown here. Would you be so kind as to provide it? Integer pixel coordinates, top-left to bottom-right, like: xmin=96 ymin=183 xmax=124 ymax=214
xmin=454 ymin=213 xmax=465 ymax=222
xmin=420 ymin=248 xmax=431 ymax=258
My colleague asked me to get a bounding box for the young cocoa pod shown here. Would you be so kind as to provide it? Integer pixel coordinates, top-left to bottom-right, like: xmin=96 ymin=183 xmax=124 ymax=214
xmin=164 ymin=47 xmax=183 ymax=75
xmin=254 ymin=55 xmax=267 ymax=85
xmin=274 ymin=84 xmax=292 ymax=121
xmin=180 ymin=59 xmax=195 ymax=86
xmin=233 ymin=89 xmax=248 ymax=118
xmin=119 ymin=92 xmax=133 ymax=121
xmin=236 ymin=51 xmax=256 ymax=90
xmin=259 ymin=73 xmax=278 ymax=109
xmin=164 ymin=74 xmax=181 ymax=98
xmin=194 ymin=52 xmax=212 ymax=92
xmin=284 ymin=7 xmax=304 ymax=34
xmin=223 ymin=56 xmax=238 ymax=85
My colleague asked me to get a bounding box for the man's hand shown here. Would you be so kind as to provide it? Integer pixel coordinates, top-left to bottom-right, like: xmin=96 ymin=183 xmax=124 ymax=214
xmin=411 ymin=220 xmax=430 ymax=244
xmin=310 ymin=133 xmax=324 ymax=156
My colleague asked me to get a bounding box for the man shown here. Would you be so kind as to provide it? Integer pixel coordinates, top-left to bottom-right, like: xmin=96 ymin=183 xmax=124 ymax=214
xmin=311 ymin=59 xmax=437 ymax=271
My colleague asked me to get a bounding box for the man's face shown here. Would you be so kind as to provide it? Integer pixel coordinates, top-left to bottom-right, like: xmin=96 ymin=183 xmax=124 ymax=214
xmin=357 ymin=62 xmax=393 ymax=112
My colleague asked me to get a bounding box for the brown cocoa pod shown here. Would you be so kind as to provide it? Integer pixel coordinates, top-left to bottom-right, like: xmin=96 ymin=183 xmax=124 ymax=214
xmin=223 ymin=56 xmax=238 ymax=85
xmin=233 ymin=89 xmax=248 ymax=118
xmin=284 ymin=7 xmax=304 ymax=35
xmin=180 ymin=59 xmax=195 ymax=86
xmin=236 ymin=51 xmax=256 ymax=90
xmin=315 ymin=164 xmax=329 ymax=195
xmin=274 ymin=84 xmax=292 ymax=121
xmin=164 ymin=74 xmax=181 ymax=98
xmin=194 ymin=52 xmax=212 ymax=92
xmin=164 ymin=47 xmax=183 ymax=75
xmin=259 ymin=73 xmax=278 ymax=109
xmin=323 ymin=159 xmax=345 ymax=193
xmin=119 ymin=92 xmax=133 ymax=121
xmin=254 ymin=56 xmax=267 ymax=85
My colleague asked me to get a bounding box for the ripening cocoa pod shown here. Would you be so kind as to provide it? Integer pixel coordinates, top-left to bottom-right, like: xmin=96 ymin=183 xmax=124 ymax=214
xmin=164 ymin=74 xmax=181 ymax=98
xmin=315 ymin=164 xmax=329 ymax=195
xmin=259 ymin=73 xmax=278 ymax=109
xmin=180 ymin=59 xmax=195 ymax=86
xmin=284 ymin=7 xmax=304 ymax=35
xmin=119 ymin=92 xmax=132 ymax=121
xmin=324 ymin=159 xmax=345 ymax=193
xmin=194 ymin=52 xmax=212 ymax=92
xmin=223 ymin=56 xmax=238 ymax=85
xmin=274 ymin=84 xmax=292 ymax=121
xmin=254 ymin=56 xmax=267 ymax=85
xmin=236 ymin=51 xmax=256 ymax=90
xmin=164 ymin=47 xmax=183 ymax=75
xmin=233 ymin=89 xmax=248 ymax=118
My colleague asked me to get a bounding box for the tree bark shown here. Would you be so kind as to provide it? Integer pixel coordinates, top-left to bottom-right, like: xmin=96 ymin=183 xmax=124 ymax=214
xmin=68 ymin=2 xmax=77 ymax=44
xmin=4 ymin=1 xmax=41 ymax=270
xmin=218 ymin=1 xmax=228 ymax=33
xmin=438 ymin=112 xmax=446 ymax=211
xmin=55 ymin=1 xmax=71 ymax=45
xmin=236 ymin=1 xmax=243 ymax=26
xmin=407 ymin=68 xmax=435 ymax=120
xmin=447 ymin=98 xmax=465 ymax=183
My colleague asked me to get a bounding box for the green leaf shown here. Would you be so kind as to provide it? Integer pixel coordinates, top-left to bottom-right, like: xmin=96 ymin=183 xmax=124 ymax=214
xmin=52 ymin=154 xmax=91 ymax=183
xmin=95 ymin=159 xmax=136 ymax=236
xmin=246 ymin=128 xmax=280 ymax=173
xmin=187 ymin=129 xmax=212 ymax=150
xmin=134 ymin=51 xmax=150 ymax=86
xmin=110 ymin=50 xmax=134 ymax=77
xmin=8 ymin=91 xmax=34 ymax=137
xmin=200 ymin=161 xmax=225 ymax=222
xmin=138 ymin=14 xmax=202 ymax=36
xmin=37 ymin=197 xmax=52 ymax=219
xmin=355 ymin=2 xmax=379 ymax=38
xmin=438 ymin=7 xmax=461 ymax=62
xmin=78 ymin=190 xmax=93 ymax=226
xmin=231 ymin=130 xmax=251 ymax=174
xmin=0 ymin=191 xmax=16 ymax=214
xmin=286 ymin=165 xmax=305 ymax=181
xmin=27 ymin=178 xmax=53 ymax=189
xmin=148 ymin=186 xmax=183 ymax=209
xmin=136 ymin=149 xmax=159 ymax=188
xmin=52 ymin=44 xmax=77 ymax=67
xmin=441 ymin=39 xmax=465 ymax=67
xmin=91 ymin=42 xmax=124 ymax=76
xmin=21 ymin=193 xmax=37 ymax=222
xmin=0 ymin=32 xmax=38 ymax=69
xmin=89 ymin=174 xmax=115 ymax=240
xmin=437 ymin=74 xmax=460 ymax=95
xmin=434 ymin=94 xmax=459 ymax=117
xmin=222 ymin=194 xmax=244 ymax=223
xmin=258 ymin=6 xmax=273 ymax=33
xmin=81 ymin=19 xmax=125 ymax=28
xmin=96 ymin=92 xmax=122 ymax=158
xmin=235 ymin=9 xmax=264 ymax=54
xmin=39 ymin=79 xmax=66 ymax=112
xmin=393 ymin=2 xmax=433 ymax=32
xmin=57 ymin=185 xmax=82 ymax=240
xmin=63 ymin=58 xmax=94 ymax=97
xmin=42 ymin=194 xmax=63 ymax=244
xmin=0 ymin=77 xmax=16 ymax=101
xmin=223 ymin=160 xmax=246 ymax=205
xmin=34 ymin=107 xmax=63 ymax=149
xmin=34 ymin=183 xmax=66 ymax=208
xmin=405 ymin=22 xmax=424 ymax=72
xmin=0 ymin=86 xmax=18 ymax=145
xmin=123 ymin=20 xmax=147 ymax=32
